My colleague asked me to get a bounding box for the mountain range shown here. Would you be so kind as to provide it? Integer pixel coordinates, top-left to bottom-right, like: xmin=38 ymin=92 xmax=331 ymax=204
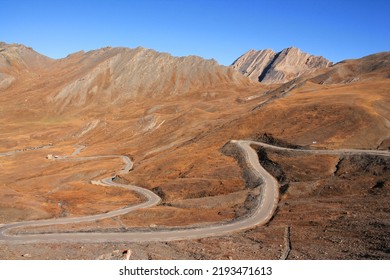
xmin=0 ymin=42 xmax=389 ymax=260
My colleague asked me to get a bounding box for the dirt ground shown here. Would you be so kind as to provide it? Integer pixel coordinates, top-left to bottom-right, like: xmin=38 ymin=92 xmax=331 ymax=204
xmin=1 ymin=46 xmax=389 ymax=259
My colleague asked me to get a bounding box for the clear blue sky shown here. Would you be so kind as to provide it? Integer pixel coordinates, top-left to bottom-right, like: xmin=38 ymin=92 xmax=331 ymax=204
xmin=1 ymin=0 xmax=389 ymax=65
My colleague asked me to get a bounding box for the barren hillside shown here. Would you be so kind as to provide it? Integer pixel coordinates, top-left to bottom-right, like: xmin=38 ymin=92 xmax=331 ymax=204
xmin=0 ymin=43 xmax=389 ymax=260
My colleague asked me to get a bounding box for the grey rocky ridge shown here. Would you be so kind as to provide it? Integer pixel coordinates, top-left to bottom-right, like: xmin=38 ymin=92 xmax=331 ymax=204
xmin=231 ymin=47 xmax=332 ymax=84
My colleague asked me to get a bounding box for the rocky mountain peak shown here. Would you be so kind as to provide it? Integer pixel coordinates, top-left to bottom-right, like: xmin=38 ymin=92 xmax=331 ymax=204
xmin=231 ymin=47 xmax=332 ymax=84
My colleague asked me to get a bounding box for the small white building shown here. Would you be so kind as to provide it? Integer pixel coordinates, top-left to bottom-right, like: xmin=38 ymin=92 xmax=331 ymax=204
xmin=46 ymin=154 xmax=60 ymax=160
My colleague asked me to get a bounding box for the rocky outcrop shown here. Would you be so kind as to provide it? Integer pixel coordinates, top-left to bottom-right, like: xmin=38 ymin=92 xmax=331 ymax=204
xmin=0 ymin=73 xmax=15 ymax=90
xmin=231 ymin=47 xmax=332 ymax=84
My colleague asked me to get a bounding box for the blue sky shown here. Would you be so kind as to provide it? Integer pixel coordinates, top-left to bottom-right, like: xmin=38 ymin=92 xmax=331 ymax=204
xmin=1 ymin=0 xmax=389 ymax=65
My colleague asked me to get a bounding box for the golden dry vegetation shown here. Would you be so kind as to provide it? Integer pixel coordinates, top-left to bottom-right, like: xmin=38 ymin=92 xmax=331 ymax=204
xmin=0 ymin=44 xmax=389 ymax=259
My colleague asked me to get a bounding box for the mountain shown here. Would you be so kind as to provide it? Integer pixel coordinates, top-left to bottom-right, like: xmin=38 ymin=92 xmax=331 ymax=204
xmin=265 ymin=51 xmax=390 ymax=98
xmin=0 ymin=43 xmax=389 ymax=260
xmin=231 ymin=47 xmax=332 ymax=84
xmin=0 ymin=42 xmax=53 ymax=72
xmin=0 ymin=43 xmax=254 ymax=112
xmin=308 ymin=51 xmax=390 ymax=84
xmin=51 ymin=47 xmax=254 ymax=110
xmin=0 ymin=43 xmax=252 ymax=110
xmin=0 ymin=42 xmax=53 ymax=90
xmin=239 ymin=51 xmax=390 ymax=147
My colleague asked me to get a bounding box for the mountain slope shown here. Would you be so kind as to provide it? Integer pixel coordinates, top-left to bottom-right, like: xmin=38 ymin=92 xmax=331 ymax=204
xmin=238 ymin=51 xmax=390 ymax=149
xmin=50 ymin=47 xmax=253 ymax=109
xmin=0 ymin=43 xmax=255 ymax=113
xmin=0 ymin=43 xmax=389 ymax=260
xmin=0 ymin=42 xmax=53 ymax=72
xmin=0 ymin=42 xmax=53 ymax=90
xmin=231 ymin=47 xmax=332 ymax=84
xmin=308 ymin=51 xmax=390 ymax=84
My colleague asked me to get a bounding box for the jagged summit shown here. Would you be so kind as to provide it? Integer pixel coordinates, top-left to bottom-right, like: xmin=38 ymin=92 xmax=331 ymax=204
xmin=231 ymin=47 xmax=332 ymax=84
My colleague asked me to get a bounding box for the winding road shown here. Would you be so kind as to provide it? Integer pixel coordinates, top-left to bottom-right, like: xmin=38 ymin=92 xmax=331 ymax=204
xmin=0 ymin=140 xmax=388 ymax=244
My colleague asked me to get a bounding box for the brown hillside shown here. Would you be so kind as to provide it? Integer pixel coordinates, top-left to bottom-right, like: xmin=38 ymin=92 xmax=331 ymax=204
xmin=0 ymin=44 xmax=389 ymax=260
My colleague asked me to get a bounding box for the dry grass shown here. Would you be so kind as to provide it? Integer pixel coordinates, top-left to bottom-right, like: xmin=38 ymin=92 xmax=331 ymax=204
xmin=0 ymin=47 xmax=389 ymax=259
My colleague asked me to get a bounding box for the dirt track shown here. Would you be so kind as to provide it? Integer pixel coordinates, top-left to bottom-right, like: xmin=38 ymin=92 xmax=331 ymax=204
xmin=0 ymin=140 xmax=388 ymax=244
